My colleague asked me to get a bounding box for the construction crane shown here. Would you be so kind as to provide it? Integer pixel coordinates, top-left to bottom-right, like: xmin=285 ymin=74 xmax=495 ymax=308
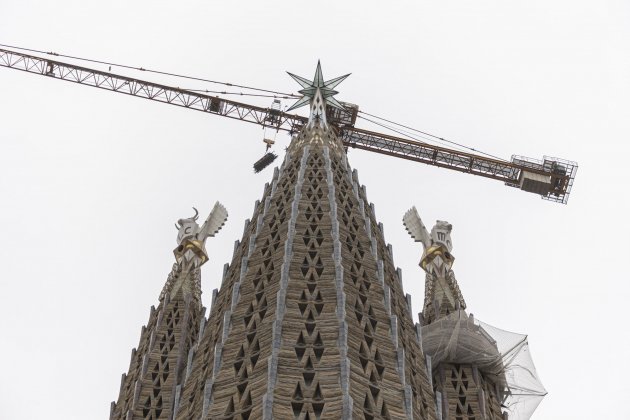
xmin=0 ymin=47 xmax=577 ymax=203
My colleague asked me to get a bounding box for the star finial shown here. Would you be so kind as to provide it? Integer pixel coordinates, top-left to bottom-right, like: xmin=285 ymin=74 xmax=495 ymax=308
xmin=286 ymin=62 xmax=350 ymax=121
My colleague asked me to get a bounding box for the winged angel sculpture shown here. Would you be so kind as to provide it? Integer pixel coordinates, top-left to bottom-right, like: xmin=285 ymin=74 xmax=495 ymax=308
xmin=403 ymin=206 xmax=455 ymax=276
xmin=403 ymin=206 xmax=466 ymax=318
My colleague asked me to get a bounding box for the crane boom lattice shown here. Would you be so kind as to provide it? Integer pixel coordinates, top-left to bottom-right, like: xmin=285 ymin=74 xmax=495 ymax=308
xmin=0 ymin=47 xmax=577 ymax=203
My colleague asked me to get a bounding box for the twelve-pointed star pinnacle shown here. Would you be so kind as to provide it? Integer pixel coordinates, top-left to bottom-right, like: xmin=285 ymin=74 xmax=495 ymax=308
xmin=286 ymin=61 xmax=350 ymax=112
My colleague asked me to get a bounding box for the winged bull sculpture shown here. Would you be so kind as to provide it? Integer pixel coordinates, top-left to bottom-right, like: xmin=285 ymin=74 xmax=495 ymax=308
xmin=174 ymin=201 xmax=228 ymax=269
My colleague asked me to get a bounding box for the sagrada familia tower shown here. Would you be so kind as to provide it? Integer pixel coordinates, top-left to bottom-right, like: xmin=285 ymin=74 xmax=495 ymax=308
xmin=109 ymin=64 xmax=545 ymax=420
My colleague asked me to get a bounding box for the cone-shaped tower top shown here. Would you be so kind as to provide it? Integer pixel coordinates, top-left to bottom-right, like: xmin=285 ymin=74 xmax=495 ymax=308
xmin=169 ymin=123 xmax=437 ymax=418
xmin=287 ymin=61 xmax=350 ymax=129
xmin=110 ymin=204 xmax=227 ymax=420
xmin=404 ymin=207 xmax=546 ymax=419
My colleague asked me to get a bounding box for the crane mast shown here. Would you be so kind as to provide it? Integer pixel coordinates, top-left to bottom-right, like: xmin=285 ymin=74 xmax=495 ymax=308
xmin=0 ymin=47 xmax=577 ymax=203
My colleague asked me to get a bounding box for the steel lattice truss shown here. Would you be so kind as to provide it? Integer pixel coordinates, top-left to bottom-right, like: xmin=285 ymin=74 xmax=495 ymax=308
xmin=0 ymin=48 xmax=306 ymax=132
xmin=0 ymin=47 xmax=577 ymax=203
xmin=340 ymin=128 xmax=520 ymax=182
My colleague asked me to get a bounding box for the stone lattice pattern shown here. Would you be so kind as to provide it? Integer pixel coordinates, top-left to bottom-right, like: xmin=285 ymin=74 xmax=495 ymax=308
xmin=111 ymin=123 xmax=437 ymax=419
xmin=422 ymin=270 xmax=466 ymax=325
xmin=432 ymin=364 xmax=504 ymax=420
xmin=110 ymin=264 xmax=205 ymax=420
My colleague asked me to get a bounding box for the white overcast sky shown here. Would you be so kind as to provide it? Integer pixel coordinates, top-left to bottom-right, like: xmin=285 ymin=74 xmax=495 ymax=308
xmin=1 ymin=1 xmax=628 ymax=419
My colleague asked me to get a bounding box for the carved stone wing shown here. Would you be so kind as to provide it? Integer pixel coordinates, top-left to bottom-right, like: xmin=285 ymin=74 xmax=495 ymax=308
xmin=403 ymin=206 xmax=431 ymax=248
xmin=199 ymin=201 xmax=228 ymax=240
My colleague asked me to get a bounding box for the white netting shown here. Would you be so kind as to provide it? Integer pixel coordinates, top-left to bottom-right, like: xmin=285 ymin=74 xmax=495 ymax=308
xmin=422 ymin=310 xmax=547 ymax=420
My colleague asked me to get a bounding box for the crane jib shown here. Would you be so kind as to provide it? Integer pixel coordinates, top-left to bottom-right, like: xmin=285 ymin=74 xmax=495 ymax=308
xmin=0 ymin=47 xmax=577 ymax=204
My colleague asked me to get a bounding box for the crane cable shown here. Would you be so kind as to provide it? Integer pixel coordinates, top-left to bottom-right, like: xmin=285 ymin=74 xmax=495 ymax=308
xmin=358 ymin=111 xmax=508 ymax=162
xmin=0 ymin=42 xmax=301 ymax=99
xmin=356 ymin=115 xmax=471 ymax=153
xmin=2 ymin=42 xmax=506 ymax=160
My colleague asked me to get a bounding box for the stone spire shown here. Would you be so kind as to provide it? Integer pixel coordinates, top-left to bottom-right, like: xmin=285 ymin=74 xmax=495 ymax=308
xmin=175 ymin=117 xmax=436 ymax=419
xmin=109 ymin=204 xmax=227 ymax=420
xmin=404 ymin=207 xmax=507 ymax=420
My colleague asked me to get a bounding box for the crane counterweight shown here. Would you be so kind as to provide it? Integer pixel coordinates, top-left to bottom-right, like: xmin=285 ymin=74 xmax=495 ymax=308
xmin=507 ymin=155 xmax=577 ymax=203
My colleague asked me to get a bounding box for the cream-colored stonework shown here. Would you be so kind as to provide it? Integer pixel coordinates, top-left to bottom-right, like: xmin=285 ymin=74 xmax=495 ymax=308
xmin=111 ymin=122 xmax=438 ymax=420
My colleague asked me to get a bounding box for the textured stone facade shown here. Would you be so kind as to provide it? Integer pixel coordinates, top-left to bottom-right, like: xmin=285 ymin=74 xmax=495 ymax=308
xmin=110 ymin=264 xmax=205 ymax=419
xmin=111 ymin=123 xmax=438 ymax=419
